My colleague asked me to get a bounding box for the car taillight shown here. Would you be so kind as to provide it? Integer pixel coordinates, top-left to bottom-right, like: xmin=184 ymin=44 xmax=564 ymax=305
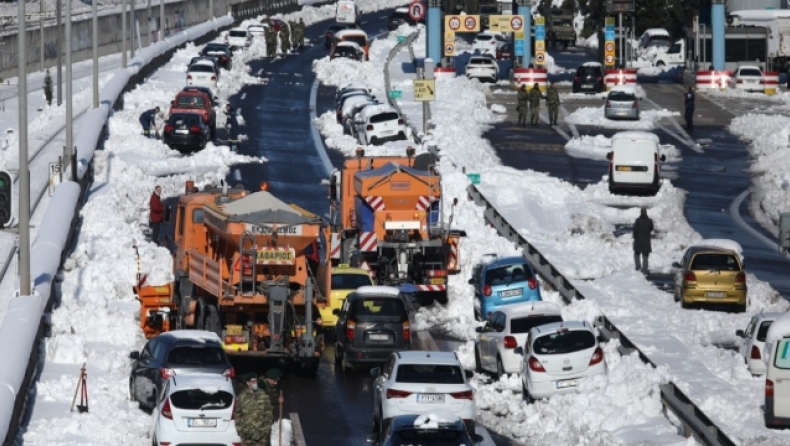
xmin=427 ymin=270 xmax=447 ymax=277
xmin=767 ymin=379 xmax=775 ymax=397
xmin=159 ymin=368 xmax=174 ymax=379
xmin=187 ymin=74 xmax=193 ymax=80
xmin=211 ymin=75 xmax=217 ymax=81
xmin=737 ymin=79 xmax=743 ymax=83
xmin=346 ymin=321 xmax=355 ymax=341
xmin=164 ymin=124 xmax=174 ymax=133
xmin=751 ymin=345 xmax=761 ymax=360
xmin=605 ymin=100 xmax=611 ymax=107
xmin=483 ymin=285 xmax=492 ymax=296
xmin=528 ymin=356 xmax=545 ymax=372
xmin=403 ymin=321 xmax=410 ymax=342
xmin=397 ymin=119 xmax=404 ymax=125
xmin=386 ymin=388 xmax=412 ymax=399
xmin=450 ymin=390 xmax=474 ymax=400
xmin=589 ymin=347 xmax=604 ymax=366
xmin=684 ymin=272 xmax=696 ymax=282
xmin=503 ymin=336 xmax=517 ymax=349
xmin=596 ymin=76 xmax=602 ymax=80
xmin=366 ymin=124 xmax=374 ymax=131
xmin=190 ymin=125 xmax=202 ymax=133
xmin=573 ymin=76 xmax=579 ymax=82
xmin=632 ymin=101 xmax=638 ymax=108
xmin=161 ymin=397 xmax=173 ymax=419
xmin=736 ymin=272 xmax=746 ymax=283
xmin=223 ymin=367 xmax=235 ymax=378
xmin=527 ymin=278 xmax=538 ymax=290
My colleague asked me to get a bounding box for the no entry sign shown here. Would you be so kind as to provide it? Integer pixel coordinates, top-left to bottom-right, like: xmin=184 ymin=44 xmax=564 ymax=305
xmin=408 ymin=1 xmax=425 ymax=22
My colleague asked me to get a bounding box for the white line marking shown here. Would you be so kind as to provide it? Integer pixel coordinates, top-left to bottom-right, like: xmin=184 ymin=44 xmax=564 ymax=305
xmin=290 ymin=413 xmax=307 ymax=446
xmin=241 ymin=92 xmax=247 ymax=100
xmin=642 ymin=96 xmax=697 ymax=150
xmin=560 ymin=106 xmax=579 ymax=139
xmin=236 ymin=108 xmax=241 ymax=116
xmin=730 ymin=189 xmax=788 ymax=257
xmin=309 ymin=78 xmax=334 ymax=176
xmin=657 ymin=123 xmax=704 ymax=154
xmin=257 ymin=68 xmax=263 ymax=75
xmin=539 ymin=111 xmax=571 ymax=141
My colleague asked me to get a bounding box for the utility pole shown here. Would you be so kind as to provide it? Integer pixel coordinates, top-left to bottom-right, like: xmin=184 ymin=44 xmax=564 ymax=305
xmin=66 ymin=0 xmax=73 ymax=176
xmin=160 ymin=0 xmax=164 ymax=41
xmin=210 ymin=0 xmax=214 ymax=19
xmin=56 ymin=0 xmax=62 ymax=105
xmin=18 ymin=0 xmax=30 ymax=296
xmin=131 ymin=0 xmax=135 ymax=58
xmin=39 ymin=0 xmax=44 ymax=72
xmin=122 ymin=0 xmax=127 ymax=68
xmin=92 ymin=0 xmax=98 ymax=108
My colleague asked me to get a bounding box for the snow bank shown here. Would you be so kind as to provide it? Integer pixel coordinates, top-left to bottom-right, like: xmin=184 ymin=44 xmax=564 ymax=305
xmin=564 ymin=106 xmax=679 ymax=130
xmin=564 ymin=133 xmax=681 ymax=162
xmin=271 ymin=419 xmax=294 ymax=445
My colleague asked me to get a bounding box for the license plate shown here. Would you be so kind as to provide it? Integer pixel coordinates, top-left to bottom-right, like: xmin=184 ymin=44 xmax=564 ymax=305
xmin=582 ymin=85 xmax=593 ymax=89
xmin=429 ymin=278 xmax=445 ymax=285
xmin=187 ymin=418 xmax=217 ymax=427
xmin=368 ymin=333 xmax=390 ymax=341
xmin=616 ymin=166 xmax=632 ymax=171
xmin=706 ymin=291 xmax=726 ymax=298
xmin=556 ymin=378 xmax=580 ymax=389
xmin=381 ymin=130 xmax=394 ymax=136
xmin=416 ymin=394 xmax=445 ymax=403
xmin=176 ymin=129 xmax=189 ymax=134
xmin=226 ymin=324 xmax=243 ymax=336
xmin=500 ymin=288 xmax=522 ymax=298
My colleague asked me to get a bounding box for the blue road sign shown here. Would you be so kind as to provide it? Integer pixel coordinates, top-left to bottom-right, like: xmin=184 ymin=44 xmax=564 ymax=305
xmin=605 ymin=30 xmax=615 ymax=41
xmin=535 ymin=27 xmax=545 ymax=41
xmin=605 ymin=24 xmax=614 ymax=32
xmin=515 ymin=40 xmax=524 ymax=56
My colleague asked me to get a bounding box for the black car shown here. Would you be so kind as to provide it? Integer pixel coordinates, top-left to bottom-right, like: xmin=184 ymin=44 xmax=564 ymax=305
xmin=333 ymin=287 xmax=411 ymax=371
xmin=382 ymin=414 xmax=475 ymax=446
xmin=325 ymin=23 xmax=354 ymax=49
xmin=201 ymin=44 xmax=232 ymax=70
xmin=573 ymin=63 xmax=605 ymax=93
xmin=162 ymin=112 xmax=211 ymax=153
xmin=387 ymin=8 xmax=416 ymax=31
xmin=128 ymin=331 xmax=234 ymax=409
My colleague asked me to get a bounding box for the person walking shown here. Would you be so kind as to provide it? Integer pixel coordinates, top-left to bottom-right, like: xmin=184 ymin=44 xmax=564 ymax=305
xmin=259 ymin=368 xmax=284 ymax=418
xmin=516 ymin=84 xmax=529 ymax=126
xmin=266 ymin=27 xmax=276 ymax=58
xmin=632 ymin=207 xmax=654 ymax=275
xmin=149 ymin=186 xmax=165 ymax=245
xmin=43 ymin=69 xmax=53 ymax=106
xmin=297 ymin=18 xmax=306 ymax=49
xmin=281 ymin=23 xmax=291 ymax=54
xmin=139 ymin=106 xmax=161 ymax=138
xmin=527 ymin=83 xmax=542 ymax=126
xmin=684 ymin=86 xmax=695 ymax=133
xmin=224 ymin=104 xmax=238 ymax=143
xmin=546 ymin=82 xmax=560 ymax=126
xmin=236 ymin=373 xmax=274 ymax=446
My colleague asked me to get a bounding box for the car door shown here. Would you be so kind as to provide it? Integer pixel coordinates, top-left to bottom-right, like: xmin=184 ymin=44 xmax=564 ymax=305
xmin=674 ymin=250 xmax=690 ymax=297
xmin=373 ymin=355 xmax=396 ymax=420
xmin=740 ymin=316 xmax=757 ymax=360
xmin=481 ymin=312 xmax=500 ymax=370
xmin=488 ymin=312 xmax=507 ymax=363
xmin=132 ymin=341 xmax=155 ymax=404
xmin=335 ymin=296 xmax=352 ymax=351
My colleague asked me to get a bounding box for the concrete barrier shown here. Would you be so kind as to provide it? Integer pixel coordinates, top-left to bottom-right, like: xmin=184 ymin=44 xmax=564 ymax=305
xmin=604 ymin=68 xmax=637 ymax=90
xmin=695 ymin=71 xmax=730 ymax=90
xmin=434 ymin=67 xmax=457 ymax=79
xmin=513 ymin=67 xmax=548 ymax=91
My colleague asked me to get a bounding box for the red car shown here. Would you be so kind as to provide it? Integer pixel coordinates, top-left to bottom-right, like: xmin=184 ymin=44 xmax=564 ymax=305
xmin=496 ymin=42 xmax=514 ymax=60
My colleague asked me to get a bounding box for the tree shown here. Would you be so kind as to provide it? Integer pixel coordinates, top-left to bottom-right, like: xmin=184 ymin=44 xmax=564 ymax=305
xmin=560 ymin=0 xmax=576 ymax=14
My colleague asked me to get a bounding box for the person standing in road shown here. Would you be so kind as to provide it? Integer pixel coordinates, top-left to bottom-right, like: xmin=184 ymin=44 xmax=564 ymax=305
xmin=632 ymin=207 xmax=654 ymax=275
xmin=297 ymin=18 xmax=306 ymax=49
xmin=546 ymin=82 xmax=560 ymax=126
xmin=516 ymin=84 xmax=529 ymax=126
xmin=224 ymin=104 xmax=238 ymax=142
xmin=149 ymin=186 xmax=165 ymax=245
xmin=139 ymin=106 xmax=161 ymax=138
xmin=236 ymin=373 xmax=274 ymax=446
xmin=684 ymin=86 xmax=695 ymax=133
xmin=260 ymin=368 xmax=284 ymax=418
xmin=43 ymin=69 xmax=53 ymax=106
xmin=527 ymin=83 xmax=542 ymax=126
xmin=266 ymin=27 xmax=276 ymax=58
xmin=281 ymin=23 xmax=291 ymax=54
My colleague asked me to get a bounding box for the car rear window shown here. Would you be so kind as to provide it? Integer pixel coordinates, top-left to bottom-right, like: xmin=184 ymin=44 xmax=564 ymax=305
xmin=533 ymin=330 xmax=596 ymax=355
xmin=370 ymin=112 xmax=400 ymax=123
xmin=740 ymin=68 xmax=762 ymax=77
xmin=395 ymin=364 xmax=465 ymax=384
xmin=229 ymin=30 xmax=247 ymax=37
xmin=332 ymin=273 xmax=372 ymax=289
xmin=177 ymin=96 xmax=206 ymax=107
xmin=476 ymin=34 xmax=492 ymax=41
xmin=484 ymin=264 xmax=533 ymax=286
xmin=190 ymin=65 xmax=215 ymax=73
xmin=335 ymin=47 xmax=356 ymax=57
xmin=470 ymin=58 xmax=493 ymax=65
xmin=608 ymin=91 xmax=636 ymax=101
xmin=511 ymin=315 xmax=563 ymax=334
xmin=169 ymin=114 xmax=201 ymax=125
xmin=204 ymin=47 xmax=227 ymax=55
xmin=690 ymin=253 xmax=740 ymax=271
xmin=757 ymin=321 xmax=774 ymax=342
xmin=774 ymin=339 xmax=790 ymax=369
xmin=553 ymin=19 xmax=572 ymax=26
xmin=578 ymin=66 xmax=602 ymax=76
xmin=167 ymin=346 xmax=227 ymax=366
xmin=170 ymin=389 xmax=233 ymax=410
xmin=350 ymin=298 xmax=405 ymax=322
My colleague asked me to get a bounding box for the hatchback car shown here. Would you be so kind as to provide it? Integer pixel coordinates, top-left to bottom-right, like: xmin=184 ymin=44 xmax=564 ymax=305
xmin=181 ymin=85 xmax=217 ymax=106
xmin=333 ymin=29 xmax=369 ymax=60
xmin=201 ymin=44 xmax=231 ymax=70
xmin=334 ymin=286 xmax=411 ymax=371
xmin=572 ymin=62 xmax=605 ymax=93
xmin=225 ymin=27 xmax=251 ymax=50
xmin=341 ymin=95 xmax=379 ymax=135
xmin=729 ymin=65 xmax=764 ymax=92
xmin=163 ymin=113 xmax=210 ymax=153
xmin=471 ymin=31 xmax=506 ymax=55
xmin=672 ymin=241 xmax=747 ymax=312
xmin=469 ymin=255 xmax=542 ymax=321
xmin=465 ymin=55 xmax=498 ymax=83
xmin=319 ymin=264 xmax=375 ymax=327
xmin=151 ymin=373 xmax=241 ymax=446
xmin=475 ymin=302 xmax=563 ymax=378
xmin=188 ymin=56 xmax=220 ymax=76
xmin=737 ymin=312 xmax=783 ymax=375
xmin=128 ymin=330 xmax=234 ymax=410
xmin=496 ymin=42 xmax=513 ymax=60
xmin=604 ymin=85 xmax=640 ymax=120
xmin=381 ymin=412 xmax=475 ymax=446
xmin=518 ymin=321 xmax=607 ymax=402
xmin=371 ymin=351 xmax=476 ymax=439
xmin=325 ymin=23 xmax=355 ymax=49
xmin=186 ymin=61 xmax=218 ymax=90
xmin=352 ymin=104 xmax=409 ymax=145
xmin=331 ymin=41 xmax=365 ymax=61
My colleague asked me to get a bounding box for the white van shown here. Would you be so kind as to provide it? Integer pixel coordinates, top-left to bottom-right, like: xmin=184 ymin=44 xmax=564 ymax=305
xmin=336 ymin=0 xmax=359 ymax=25
xmin=606 ymin=131 xmax=665 ymax=195
xmin=764 ymin=313 xmax=790 ymax=428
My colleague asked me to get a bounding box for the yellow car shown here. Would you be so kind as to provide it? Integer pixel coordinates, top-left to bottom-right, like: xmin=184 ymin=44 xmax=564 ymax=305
xmin=672 ymin=243 xmax=747 ymax=312
xmin=319 ymin=265 xmax=374 ymax=327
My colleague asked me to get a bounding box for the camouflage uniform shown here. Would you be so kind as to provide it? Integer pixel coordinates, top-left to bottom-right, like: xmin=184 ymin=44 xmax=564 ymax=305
xmin=265 ymin=28 xmax=276 ymax=58
xmin=545 ymin=84 xmax=560 ymax=126
xmin=297 ymin=19 xmax=306 ymax=49
xmin=289 ymin=21 xmax=297 ymax=49
xmin=516 ymin=85 xmax=529 ymax=126
xmin=259 ymin=378 xmax=279 ymax=418
xmin=281 ymin=24 xmax=291 ymax=53
xmin=527 ymin=85 xmax=542 ymax=126
xmin=235 ymin=387 xmax=274 ymax=446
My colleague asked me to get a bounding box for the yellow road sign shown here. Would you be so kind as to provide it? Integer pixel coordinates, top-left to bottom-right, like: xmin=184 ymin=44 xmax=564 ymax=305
xmin=445 ymin=14 xmax=479 ymax=32
xmin=605 ymin=53 xmax=615 ymax=66
xmin=488 ymin=15 xmax=524 ymax=32
xmin=444 ymin=42 xmax=455 ymax=56
xmin=535 ymin=16 xmax=544 ymax=26
xmin=515 ymin=31 xmax=524 ymax=39
xmin=535 ymin=51 xmax=545 ymax=65
xmin=605 ymin=41 xmax=614 ymax=52
xmin=445 ymin=31 xmax=455 ymax=43
xmin=414 ymin=79 xmax=436 ymax=102
xmin=605 ymin=17 xmax=615 ymax=26
xmin=535 ymin=41 xmax=545 ymax=52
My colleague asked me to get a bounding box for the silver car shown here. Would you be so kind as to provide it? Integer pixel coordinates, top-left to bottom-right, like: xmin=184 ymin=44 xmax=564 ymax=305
xmin=604 ymin=87 xmax=640 ymax=120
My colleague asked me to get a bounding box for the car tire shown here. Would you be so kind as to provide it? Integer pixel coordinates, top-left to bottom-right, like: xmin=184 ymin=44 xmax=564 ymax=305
xmin=681 ymin=297 xmax=690 ymax=309
xmin=496 ymin=356 xmax=505 ymax=379
xmin=369 ymin=136 xmax=378 ymax=146
xmin=735 ymin=303 xmax=747 ymax=313
xmin=656 ymin=61 xmax=665 ymax=67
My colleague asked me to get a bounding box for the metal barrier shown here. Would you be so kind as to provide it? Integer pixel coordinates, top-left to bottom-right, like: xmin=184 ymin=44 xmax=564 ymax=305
xmin=604 ymin=68 xmax=637 ymax=90
xmin=513 ymin=67 xmax=548 ymax=91
xmin=465 ymin=183 xmax=738 ymax=446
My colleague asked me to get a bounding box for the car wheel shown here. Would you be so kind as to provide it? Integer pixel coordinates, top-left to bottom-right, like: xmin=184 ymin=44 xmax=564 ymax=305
xmin=735 ymin=303 xmax=747 ymax=313
xmin=378 ymin=415 xmax=389 ymax=441
xmin=656 ymin=61 xmax=665 ymax=67
xmin=496 ymin=356 xmax=505 ymax=379
xmin=681 ymin=297 xmax=690 ymax=309
xmin=369 ymin=136 xmax=378 ymax=146
xmin=474 ymin=347 xmax=482 ymax=373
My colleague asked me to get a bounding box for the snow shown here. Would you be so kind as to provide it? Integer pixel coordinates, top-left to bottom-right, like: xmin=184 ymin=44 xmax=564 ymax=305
xmin=271 ymin=419 xmax=294 ymax=446
xmin=413 ymin=409 xmax=461 ymax=428
xmin=564 ymin=106 xmax=680 ymax=131
xmin=693 ymin=239 xmax=744 ymax=261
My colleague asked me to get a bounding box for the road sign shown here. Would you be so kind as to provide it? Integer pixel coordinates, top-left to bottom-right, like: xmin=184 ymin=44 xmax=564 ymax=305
xmin=445 ymin=15 xmax=479 ymax=33
xmin=606 ymin=0 xmax=635 ymax=13
xmin=467 ymin=173 xmax=480 ymax=185
xmin=535 ymin=52 xmax=545 ymax=65
xmin=605 ymin=42 xmax=614 ymax=52
xmin=388 ymin=90 xmax=403 ymax=99
xmin=605 ymin=54 xmax=615 ymax=65
xmin=535 ymin=41 xmax=545 ymax=52
xmin=445 ymin=31 xmax=455 ymax=43
xmin=605 ymin=17 xmax=615 ymax=27
xmin=535 ymin=16 xmax=544 ymax=26
xmin=535 ymin=29 xmax=545 ymax=41
xmin=515 ymin=40 xmax=524 ymax=56
xmin=463 ymin=16 xmax=478 ymax=32
xmin=605 ymin=30 xmax=615 ymax=41
xmin=515 ymin=31 xmax=524 ymax=39
xmin=397 ymin=35 xmax=407 ymax=43
xmin=413 ymin=79 xmax=436 ymax=102
xmin=510 ymin=15 xmax=524 ymax=31
xmin=447 ymin=15 xmax=461 ymax=31
xmin=408 ymin=0 xmax=426 ymax=21
xmin=488 ymin=15 xmax=524 ymax=32
xmin=444 ymin=42 xmax=455 ymax=56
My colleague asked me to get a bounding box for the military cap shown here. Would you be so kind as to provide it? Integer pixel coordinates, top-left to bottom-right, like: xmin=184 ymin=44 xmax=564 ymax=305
xmin=265 ymin=368 xmax=283 ymax=379
xmin=242 ymin=371 xmax=257 ymax=382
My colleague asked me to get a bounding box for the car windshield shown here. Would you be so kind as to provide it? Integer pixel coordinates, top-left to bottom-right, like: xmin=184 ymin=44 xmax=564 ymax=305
xmin=533 ymin=330 xmax=595 ymax=355
xmin=176 ymin=96 xmax=206 ymax=107
xmin=740 ymin=68 xmax=762 ymax=77
xmin=229 ymin=30 xmax=247 ymax=37
xmin=757 ymin=321 xmax=774 ymax=342
xmin=774 ymin=339 xmax=790 ymax=369
xmin=350 ymin=298 xmax=405 ymax=322
xmin=169 ymin=114 xmax=201 ymax=125
xmin=343 ymin=35 xmax=367 ymax=47
xmin=166 ymin=346 xmax=227 ymax=365
xmin=190 ymin=65 xmax=215 ymax=73
xmin=170 ymin=389 xmax=233 ymax=410
xmin=395 ymin=364 xmax=465 ymax=384
xmin=690 ymin=253 xmax=740 ymax=271
xmin=511 ymin=315 xmax=563 ymax=334
xmin=553 ymin=19 xmax=572 ymax=26
xmin=648 ymin=37 xmax=670 ymax=47
xmin=484 ymin=264 xmax=533 ymax=286
xmin=388 ymin=429 xmax=470 ymax=445
xmin=608 ymin=91 xmax=636 ymax=101
xmin=332 ymin=273 xmax=372 ymax=289
xmin=579 ymin=66 xmax=601 ymax=76
xmin=370 ymin=112 xmax=399 ymax=123
xmin=476 ymin=34 xmax=492 ymax=41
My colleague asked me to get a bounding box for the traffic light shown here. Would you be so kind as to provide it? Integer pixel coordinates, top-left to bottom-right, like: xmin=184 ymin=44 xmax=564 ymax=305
xmin=0 ymin=170 xmax=13 ymax=228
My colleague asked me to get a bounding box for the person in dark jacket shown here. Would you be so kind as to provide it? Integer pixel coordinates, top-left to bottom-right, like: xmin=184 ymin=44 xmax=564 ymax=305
xmin=684 ymin=86 xmax=695 ymax=133
xmin=516 ymin=84 xmax=529 ymax=126
xmin=259 ymin=368 xmax=284 ymax=419
xmin=149 ymin=186 xmax=165 ymax=245
xmin=139 ymin=106 xmax=161 ymax=137
xmin=223 ymin=104 xmax=238 ymax=142
xmin=632 ymin=207 xmax=654 ymax=274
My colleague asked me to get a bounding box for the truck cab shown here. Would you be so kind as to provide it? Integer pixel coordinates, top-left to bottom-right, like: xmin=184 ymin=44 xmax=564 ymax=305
xmin=654 ymin=39 xmax=685 ymax=67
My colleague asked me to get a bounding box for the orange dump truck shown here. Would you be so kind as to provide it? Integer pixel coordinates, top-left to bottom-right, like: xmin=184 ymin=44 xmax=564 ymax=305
xmin=327 ymin=149 xmax=463 ymax=306
xmin=134 ymin=183 xmax=328 ymax=375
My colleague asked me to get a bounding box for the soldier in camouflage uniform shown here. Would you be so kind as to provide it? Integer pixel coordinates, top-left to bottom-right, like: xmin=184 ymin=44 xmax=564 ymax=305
xmin=297 ymin=18 xmax=306 ymax=50
xmin=281 ymin=23 xmax=291 ymax=54
xmin=265 ymin=27 xmax=276 ymax=58
xmin=527 ymin=82 xmax=542 ymax=126
xmin=545 ymin=82 xmax=561 ymax=126
xmin=259 ymin=368 xmax=284 ymax=419
xmin=516 ymin=84 xmax=528 ymax=126
xmin=236 ymin=373 xmax=274 ymax=446
xmin=289 ymin=21 xmax=297 ymax=50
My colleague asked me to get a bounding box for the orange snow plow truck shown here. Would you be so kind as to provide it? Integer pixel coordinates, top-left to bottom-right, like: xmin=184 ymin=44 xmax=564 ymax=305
xmin=134 ymin=182 xmax=327 ymax=375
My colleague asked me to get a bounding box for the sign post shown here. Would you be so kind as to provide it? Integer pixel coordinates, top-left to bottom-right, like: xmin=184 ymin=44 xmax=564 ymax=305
xmin=535 ymin=16 xmax=546 ymax=66
xmin=604 ymin=17 xmax=616 ymax=68
xmin=444 ymin=15 xmax=480 ymax=61
xmin=605 ymin=0 xmax=634 ymax=68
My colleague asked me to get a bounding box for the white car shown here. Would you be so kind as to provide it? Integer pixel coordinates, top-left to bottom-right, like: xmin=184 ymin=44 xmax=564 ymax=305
xmin=352 ymin=104 xmax=409 ymax=145
xmin=475 ymin=302 xmax=563 ymax=378
xmin=226 ymin=27 xmax=251 ymax=50
xmin=518 ymin=321 xmax=607 ymax=402
xmin=186 ymin=61 xmax=218 ymax=90
xmin=465 ymin=55 xmax=498 ymax=83
xmin=247 ymin=24 xmax=266 ymax=39
xmin=737 ymin=312 xmax=783 ymax=375
xmin=471 ymin=31 xmax=506 ymax=54
xmin=729 ymin=65 xmax=763 ymax=92
xmin=371 ymin=351 xmax=476 ymax=438
xmin=341 ymin=95 xmax=378 ymax=135
xmin=151 ymin=373 xmax=241 ymax=446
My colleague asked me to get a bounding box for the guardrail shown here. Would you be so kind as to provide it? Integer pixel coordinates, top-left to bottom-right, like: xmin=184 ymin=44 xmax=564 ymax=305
xmin=383 ymin=28 xmax=423 ymax=145
xmin=465 ymin=183 xmax=738 ymax=446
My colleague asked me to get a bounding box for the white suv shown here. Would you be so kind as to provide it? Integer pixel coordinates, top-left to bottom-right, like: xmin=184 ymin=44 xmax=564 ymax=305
xmin=226 ymin=27 xmax=251 ymax=50
xmin=370 ymin=351 xmax=476 ymax=439
xmin=737 ymin=312 xmax=783 ymax=375
xmin=465 ymin=55 xmax=498 ymax=83
xmin=151 ymin=373 xmax=241 ymax=446
xmin=518 ymin=321 xmax=607 ymax=402
xmin=352 ymin=104 xmax=409 ymax=146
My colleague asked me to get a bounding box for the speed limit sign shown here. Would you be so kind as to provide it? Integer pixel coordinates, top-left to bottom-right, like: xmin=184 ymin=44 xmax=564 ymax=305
xmin=605 ymin=42 xmax=614 ymax=52
xmin=535 ymin=52 xmax=546 ymax=64
xmin=463 ymin=16 xmax=478 ymax=31
xmin=447 ymin=16 xmax=461 ymax=31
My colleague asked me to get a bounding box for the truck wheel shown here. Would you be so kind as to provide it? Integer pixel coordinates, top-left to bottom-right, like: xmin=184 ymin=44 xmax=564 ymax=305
xmin=656 ymin=61 xmax=665 ymax=67
xmin=204 ymin=305 xmax=221 ymax=339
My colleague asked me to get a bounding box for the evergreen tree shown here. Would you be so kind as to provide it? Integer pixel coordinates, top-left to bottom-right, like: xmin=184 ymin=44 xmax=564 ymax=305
xmin=560 ymin=0 xmax=575 ymax=15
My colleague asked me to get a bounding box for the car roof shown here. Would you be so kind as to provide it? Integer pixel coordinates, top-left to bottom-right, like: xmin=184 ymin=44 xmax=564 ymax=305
xmin=159 ymin=330 xmax=222 ymax=343
xmin=230 ymin=27 xmax=247 ymax=32
xmin=581 ymin=61 xmax=603 ymax=67
xmin=611 ymin=130 xmax=660 ymax=143
xmin=166 ymin=373 xmax=235 ymax=394
xmin=357 ymin=104 xmax=398 ymax=119
xmin=685 ymin=245 xmax=740 ymax=258
xmin=354 ymin=285 xmax=401 ymax=297
xmin=192 ymin=60 xmax=216 ymax=67
xmin=335 ymin=29 xmax=368 ymax=39
xmin=755 ymin=312 xmax=785 ymax=322
xmin=394 ymin=350 xmax=460 ymax=365
xmin=529 ymin=320 xmax=591 ymax=336
xmin=499 ymin=301 xmax=562 ymax=318
xmin=737 ymin=65 xmax=762 ymax=72
xmin=336 ymin=41 xmax=362 ymax=50
xmin=483 ymin=255 xmax=527 ymax=269
xmin=642 ymin=28 xmax=670 ymax=36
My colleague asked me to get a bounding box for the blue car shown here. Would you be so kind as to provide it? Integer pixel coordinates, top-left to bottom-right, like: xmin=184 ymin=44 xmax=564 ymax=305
xmin=469 ymin=255 xmax=542 ymax=321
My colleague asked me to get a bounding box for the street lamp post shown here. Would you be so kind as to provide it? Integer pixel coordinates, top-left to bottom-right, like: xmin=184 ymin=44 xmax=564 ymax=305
xmin=92 ymin=0 xmax=98 ymax=108
xmin=56 ymin=0 xmax=62 ymax=105
xmin=39 ymin=0 xmax=44 ymax=72
xmin=17 ymin=0 xmax=30 ymax=296
xmin=66 ymin=0 xmax=73 ymax=175
xmin=122 ymin=0 xmax=127 ymax=68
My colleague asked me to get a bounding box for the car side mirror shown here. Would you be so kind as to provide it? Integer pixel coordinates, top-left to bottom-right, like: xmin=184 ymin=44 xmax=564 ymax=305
xmin=660 ymin=154 xmax=666 ymax=162
xmin=513 ymin=346 xmax=523 ymax=355
xmin=464 ymin=370 xmax=474 ymax=380
xmin=332 ymin=308 xmax=340 ymax=315
xmin=606 ymin=152 xmax=612 ymax=161
xmin=736 ymin=329 xmax=745 ymax=338
xmin=370 ymin=367 xmax=381 ymax=378
xmin=129 ymin=351 xmax=139 ymax=360
xmin=671 ymin=261 xmax=681 ymax=269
